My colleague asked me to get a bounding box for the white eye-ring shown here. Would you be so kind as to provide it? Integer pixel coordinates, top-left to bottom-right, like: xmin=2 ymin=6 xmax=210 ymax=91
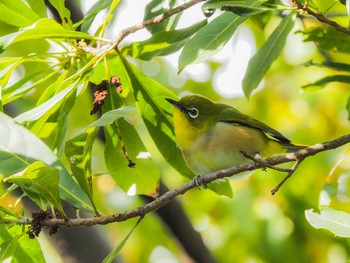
xmin=188 ymin=108 xmax=199 ymax=119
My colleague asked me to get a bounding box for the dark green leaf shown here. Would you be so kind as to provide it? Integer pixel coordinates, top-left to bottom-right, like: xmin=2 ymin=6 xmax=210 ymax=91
xmin=121 ymin=20 xmax=207 ymax=60
xmin=306 ymin=208 xmax=350 ymax=237
xmin=298 ymin=26 xmax=350 ymax=54
xmin=304 ymin=60 xmax=350 ymax=72
xmin=302 ymin=75 xmax=350 ymax=89
xmin=203 ymin=0 xmax=270 ymax=16
xmin=178 ymin=11 xmax=247 ymax=72
xmin=0 ymin=112 xmax=94 ymax=212
xmin=243 ymin=12 xmax=296 ymax=98
xmin=103 ymin=83 xmax=160 ymax=196
xmin=0 ymin=0 xmax=40 ymax=27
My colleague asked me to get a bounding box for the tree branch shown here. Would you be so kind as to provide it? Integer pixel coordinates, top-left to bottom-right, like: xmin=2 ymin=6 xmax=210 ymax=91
xmin=4 ymin=134 xmax=350 ymax=229
xmin=292 ymin=0 xmax=350 ymax=36
xmin=113 ymin=0 xmax=205 ymax=47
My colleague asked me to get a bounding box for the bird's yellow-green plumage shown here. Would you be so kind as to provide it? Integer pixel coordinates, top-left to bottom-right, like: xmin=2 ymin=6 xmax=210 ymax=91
xmin=167 ymin=95 xmax=303 ymax=175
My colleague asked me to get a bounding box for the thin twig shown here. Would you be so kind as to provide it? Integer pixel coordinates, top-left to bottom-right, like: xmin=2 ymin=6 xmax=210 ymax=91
xmin=113 ymin=0 xmax=206 ymax=47
xmin=292 ymin=0 xmax=350 ymax=35
xmin=2 ymin=134 xmax=350 ymax=229
xmin=271 ymin=157 xmax=303 ymax=195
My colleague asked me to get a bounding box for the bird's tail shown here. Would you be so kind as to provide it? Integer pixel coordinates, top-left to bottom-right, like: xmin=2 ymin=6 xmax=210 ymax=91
xmin=283 ymin=143 xmax=308 ymax=152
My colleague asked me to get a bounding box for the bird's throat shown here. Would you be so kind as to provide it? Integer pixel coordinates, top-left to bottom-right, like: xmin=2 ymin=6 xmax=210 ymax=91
xmin=173 ymin=108 xmax=201 ymax=149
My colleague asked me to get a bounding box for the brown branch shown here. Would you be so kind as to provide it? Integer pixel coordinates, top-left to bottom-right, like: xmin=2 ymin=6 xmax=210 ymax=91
xmin=292 ymin=0 xmax=350 ymax=36
xmin=113 ymin=0 xmax=206 ymax=47
xmin=4 ymin=134 xmax=350 ymax=229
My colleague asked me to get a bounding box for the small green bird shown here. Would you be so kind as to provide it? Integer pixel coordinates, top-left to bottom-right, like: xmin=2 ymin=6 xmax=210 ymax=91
xmin=166 ymin=94 xmax=303 ymax=175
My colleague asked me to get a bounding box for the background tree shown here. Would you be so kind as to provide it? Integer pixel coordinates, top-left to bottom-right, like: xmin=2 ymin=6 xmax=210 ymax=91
xmin=1 ymin=0 xmax=350 ymax=262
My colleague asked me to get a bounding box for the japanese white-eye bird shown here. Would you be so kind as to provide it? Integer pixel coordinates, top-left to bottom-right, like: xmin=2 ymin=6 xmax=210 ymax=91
xmin=166 ymin=94 xmax=304 ymax=175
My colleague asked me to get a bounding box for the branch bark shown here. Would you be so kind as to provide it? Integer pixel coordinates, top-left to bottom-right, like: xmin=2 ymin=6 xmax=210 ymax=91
xmin=6 ymin=134 xmax=350 ymax=228
xmin=292 ymin=0 xmax=350 ymax=35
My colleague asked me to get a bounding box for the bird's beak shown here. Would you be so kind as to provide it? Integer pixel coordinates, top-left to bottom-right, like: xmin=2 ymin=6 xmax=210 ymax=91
xmin=166 ymin=98 xmax=186 ymax=112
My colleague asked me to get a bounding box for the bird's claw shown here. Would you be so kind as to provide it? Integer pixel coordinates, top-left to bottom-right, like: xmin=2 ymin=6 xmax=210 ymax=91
xmin=193 ymin=175 xmax=208 ymax=190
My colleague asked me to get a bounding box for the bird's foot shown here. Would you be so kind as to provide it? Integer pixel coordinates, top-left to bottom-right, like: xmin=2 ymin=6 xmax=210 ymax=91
xmin=193 ymin=175 xmax=208 ymax=190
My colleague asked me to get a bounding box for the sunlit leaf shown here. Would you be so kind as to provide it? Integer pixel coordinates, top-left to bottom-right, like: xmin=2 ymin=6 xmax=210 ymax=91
xmin=243 ymin=12 xmax=296 ymax=98
xmin=0 ymin=112 xmax=94 ymax=212
xmin=306 ymin=208 xmax=350 ymax=237
xmin=26 ymin=0 xmax=47 ymax=18
xmin=5 ymin=161 xmax=65 ymax=215
xmin=0 ymin=0 xmax=40 ymax=27
xmin=14 ymin=78 xmax=78 ymax=123
xmin=0 ymin=226 xmax=45 ymax=263
xmin=48 ymin=0 xmax=72 ymax=28
xmin=79 ymin=0 xmax=113 ymax=32
xmin=121 ymin=20 xmax=207 ymax=61
xmin=0 ymin=18 xmax=95 ymax=53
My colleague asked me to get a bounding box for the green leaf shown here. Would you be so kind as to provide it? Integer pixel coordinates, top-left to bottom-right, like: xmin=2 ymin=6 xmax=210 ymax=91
xmin=143 ymin=0 xmax=180 ymax=34
xmin=298 ymin=26 xmax=350 ymax=54
xmin=65 ymin=126 xmax=99 ymax=214
xmin=121 ymin=57 xmax=193 ymax=178
xmin=5 ymin=161 xmax=65 ymax=215
xmin=14 ymin=78 xmax=78 ymax=123
xmin=0 ymin=0 xmax=40 ymax=27
xmin=87 ymin=107 xmax=137 ymax=128
xmin=79 ymin=0 xmax=113 ymax=32
xmin=304 ymin=60 xmax=350 ymax=72
xmin=178 ymin=11 xmax=246 ymax=72
xmin=103 ymin=217 xmax=143 ymax=263
xmin=0 ymin=112 xmax=94 ymax=212
xmin=121 ymin=20 xmax=207 ymax=60
xmin=120 ymin=56 xmax=233 ymax=197
xmin=0 ymin=18 xmax=95 ymax=54
xmin=48 ymin=0 xmax=72 ymax=28
xmin=103 ymin=86 xmax=160 ymax=196
xmin=302 ymin=75 xmax=350 ymax=90
xmin=305 ymin=208 xmax=350 ymax=237
xmin=26 ymin=0 xmax=47 ymax=18
xmin=0 ymin=226 xmax=45 ymax=263
xmin=2 ymin=71 xmax=43 ymax=104
xmin=242 ymin=12 xmax=296 ymax=98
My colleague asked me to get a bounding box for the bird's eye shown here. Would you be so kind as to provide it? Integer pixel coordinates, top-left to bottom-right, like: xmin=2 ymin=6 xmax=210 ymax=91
xmin=188 ymin=108 xmax=199 ymax=119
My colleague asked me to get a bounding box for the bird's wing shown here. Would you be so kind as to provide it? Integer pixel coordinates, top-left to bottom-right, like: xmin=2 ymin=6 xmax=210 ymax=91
xmin=218 ymin=107 xmax=291 ymax=144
